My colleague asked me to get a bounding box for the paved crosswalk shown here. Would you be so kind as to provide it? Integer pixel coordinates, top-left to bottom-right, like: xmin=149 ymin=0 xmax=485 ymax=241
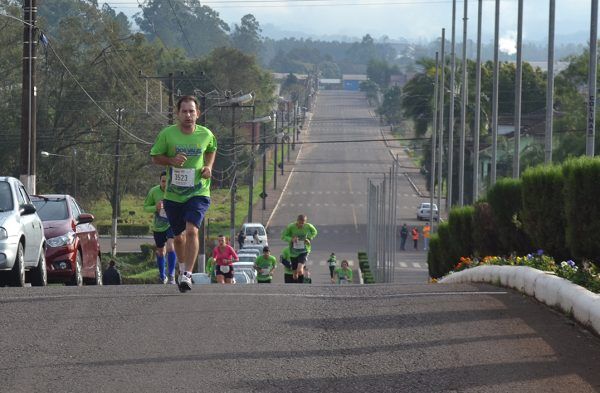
xmin=284 ymin=190 xmax=420 ymax=197
xmin=304 ymin=259 xmax=428 ymax=270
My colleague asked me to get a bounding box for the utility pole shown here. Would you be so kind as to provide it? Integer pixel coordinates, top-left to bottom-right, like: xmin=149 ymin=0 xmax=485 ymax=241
xmin=430 ymin=52 xmax=439 ymax=227
xmin=280 ymin=109 xmax=285 ymax=176
xmin=491 ymin=0 xmax=500 ymax=186
xmin=111 ymin=108 xmax=124 ymax=257
xmin=20 ymin=0 xmax=37 ymax=194
xmin=447 ymin=0 xmax=457 ymax=209
xmin=72 ymin=148 xmax=77 ymax=199
xmin=248 ymin=105 xmax=257 ymax=222
xmin=230 ymin=105 xmax=237 ymax=243
xmin=168 ymin=72 xmax=174 ymax=124
xmin=545 ymin=0 xmax=556 ymax=164
xmin=292 ymin=102 xmax=297 ymax=150
xmin=437 ymin=28 xmax=446 ymax=219
xmin=513 ymin=0 xmax=524 ymax=178
xmin=473 ymin=0 xmax=483 ymax=202
xmin=458 ymin=0 xmax=468 ymax=206
xmin=198 ymin=94 xmax=207 ymax=273
xmin=588 ymin=0 xmax=599 ymax=156
xmin=262 ymin=122 xmax=267 ymax=211
xmin=273 ymin=113 xmax=278 ymax=190
xmin=286 ymin=104 xmax=291 ymax=162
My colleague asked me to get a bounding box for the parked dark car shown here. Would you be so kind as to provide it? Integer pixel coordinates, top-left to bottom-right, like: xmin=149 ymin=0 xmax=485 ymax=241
xmin=31 ymin=195 xmax=102 ymax=286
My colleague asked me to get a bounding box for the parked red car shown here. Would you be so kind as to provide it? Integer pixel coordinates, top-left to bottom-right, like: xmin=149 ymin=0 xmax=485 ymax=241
xmin=31 ymin=195 xmax=102 ymax=285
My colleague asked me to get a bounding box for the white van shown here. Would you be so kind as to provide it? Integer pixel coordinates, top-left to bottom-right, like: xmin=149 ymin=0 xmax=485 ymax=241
xmin=241 ymin=222 xmax=268 ymax=246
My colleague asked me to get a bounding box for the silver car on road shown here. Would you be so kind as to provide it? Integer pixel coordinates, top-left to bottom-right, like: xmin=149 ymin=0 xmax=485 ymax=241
xmin=0 ymin=177 xmax=47 ymax=287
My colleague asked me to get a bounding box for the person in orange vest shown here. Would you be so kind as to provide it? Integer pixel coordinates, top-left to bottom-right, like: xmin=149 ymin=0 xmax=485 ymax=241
xmin=423 ymin=223 xmax=431 ymax=251
xmin=411 ymin=227 xmax=419 ymax=250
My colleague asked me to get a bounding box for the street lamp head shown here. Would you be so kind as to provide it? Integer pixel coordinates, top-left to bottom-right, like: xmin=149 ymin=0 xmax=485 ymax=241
xmin=228 ymin=93 xmax=254 ymax=105
xmin=40 ymin=151 xmax=50 ymax=158
xmin=252 ymin=115 xmax=272 ymax=123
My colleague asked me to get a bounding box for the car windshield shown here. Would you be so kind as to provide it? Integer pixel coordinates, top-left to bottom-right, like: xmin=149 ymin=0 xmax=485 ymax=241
xmin=31 ymin=198 xmax=69 ymax=221
xmin=245 ymin=227 xmax=266 ymax=236
xmin=0 ymin=182 xmax=13 ymax=211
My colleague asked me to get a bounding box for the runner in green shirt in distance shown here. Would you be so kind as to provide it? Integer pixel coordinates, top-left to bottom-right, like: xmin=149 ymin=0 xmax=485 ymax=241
xmin=150 ymin=95 xmax=217 ymax=293
xmin=143 ymin=172 xmax=177 ymax=284
xmin=254 ymin=246 xmax=277 ymax=283
xmin=333 ymin=260 xmax=353 ymax=284
xmin=281 ymin=214 xmax=317 ymax=284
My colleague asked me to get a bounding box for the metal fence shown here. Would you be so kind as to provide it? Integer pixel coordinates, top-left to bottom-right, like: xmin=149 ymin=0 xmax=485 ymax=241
xmin=366 ymin=159 xmax=399 ymax=283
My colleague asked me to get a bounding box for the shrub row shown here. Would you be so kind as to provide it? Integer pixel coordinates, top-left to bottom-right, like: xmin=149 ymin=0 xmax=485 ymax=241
xmin=357 ymin=251 xmax=375 ymax=284
xmin=428 ymin=156 xmax=600 ymax=278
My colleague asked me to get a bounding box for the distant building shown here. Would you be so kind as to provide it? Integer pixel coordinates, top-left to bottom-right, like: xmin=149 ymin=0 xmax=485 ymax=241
xmin=319 ymin=78 xmax=342 ymax=90
xmin=342 ymin=74 xmax=367 ymax=91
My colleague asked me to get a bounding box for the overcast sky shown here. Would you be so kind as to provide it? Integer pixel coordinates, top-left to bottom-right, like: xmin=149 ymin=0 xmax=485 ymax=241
xmin=109 ymin=0 xmax=598 ymax=46
xmin=206 ymin=0 xmax=596 ymax=44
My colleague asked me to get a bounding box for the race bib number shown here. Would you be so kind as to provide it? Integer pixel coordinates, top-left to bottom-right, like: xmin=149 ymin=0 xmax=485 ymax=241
xmin=293 ymin=240 xmax=306 ymax=250
xmin=171 ymin=167 xmax=195 ymax=188
xmin=260 ymin=268 xmax=271 ymax=275
xmin=220 ymin=265 xmax=231 ymax=274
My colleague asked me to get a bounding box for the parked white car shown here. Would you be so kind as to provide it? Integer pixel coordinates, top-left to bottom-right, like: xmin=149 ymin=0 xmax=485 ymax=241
xmin=232 ymin=262 xmax=257 ymax=282
xmin=0 ymin=177 xmax=47 ymax=287
xmin=232 ymin=270 xmax=252 ymax=284
xmin=241 ymin=223 xmax=268 ymax=246
xmin=417 ymin=202 xmax=439 ymax=221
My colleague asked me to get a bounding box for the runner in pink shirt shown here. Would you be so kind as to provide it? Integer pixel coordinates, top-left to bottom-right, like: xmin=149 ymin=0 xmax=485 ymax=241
xmin=212 ymin=235 xmax=238 ymax=284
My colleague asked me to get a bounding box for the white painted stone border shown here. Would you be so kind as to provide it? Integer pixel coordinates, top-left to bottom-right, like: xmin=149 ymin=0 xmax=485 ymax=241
xmin=439 ymin=265 xmax=600 ymax=336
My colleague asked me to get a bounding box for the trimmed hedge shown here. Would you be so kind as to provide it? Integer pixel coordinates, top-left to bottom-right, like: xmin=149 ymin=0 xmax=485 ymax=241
xmin=486 ymin=178 xmax=531 ymax=255
xmin=427 ymin=234 xmax=443 ymax=278
xmin=427 ymin=222 xmax=454 ymax=278
xmin=562 ymin=157 xmax=600 ymax=264
xmin=472 ymin=201 xmax=499 ymax=257
xmin=521 ymin=164 xmax=569 ymax=261
xmin=448 ymin=206 xmax=474 ymax=263
xmin=357 ymin=251 xmax=375 ymax=283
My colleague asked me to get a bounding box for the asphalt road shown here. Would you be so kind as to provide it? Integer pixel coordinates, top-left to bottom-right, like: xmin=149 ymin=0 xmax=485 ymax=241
xmin=2 ymin=283 xmax=600 ymax=392
xmin=11 ymin=91 xmax=597 ymax=392
xmin=266 ymin=90 xmax=429 ymax=284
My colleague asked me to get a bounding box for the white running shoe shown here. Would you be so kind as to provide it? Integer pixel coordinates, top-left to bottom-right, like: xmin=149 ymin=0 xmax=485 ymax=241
xmin=168 ymin=276 xmax=176 ymax=285
xmin=162 ymin=276 xmax=169 ymax=284
xmin=178 ymin=273 xmax=192 ymax=292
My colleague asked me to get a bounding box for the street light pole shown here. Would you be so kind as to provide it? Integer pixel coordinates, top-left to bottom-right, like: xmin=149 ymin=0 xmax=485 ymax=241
xmin=111 ymin=108 xmax=124 ymax=257
xmin=20 ymin=0 xmax=37 ymax=194
xmin=230 ymin=105 xmax=237 ymax=243
xmin=248 ymin=105 xmax=257 ymax=223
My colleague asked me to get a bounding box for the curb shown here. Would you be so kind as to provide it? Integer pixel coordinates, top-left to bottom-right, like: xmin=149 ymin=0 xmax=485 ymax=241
xmin=439 ymin=265 xmax=600 ymax=336
xmin=357 ymin=267 xmax=364 ymax=285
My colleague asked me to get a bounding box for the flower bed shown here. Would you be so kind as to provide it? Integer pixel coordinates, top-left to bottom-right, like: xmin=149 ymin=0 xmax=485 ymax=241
xmin=449 ymin=250 xmax=600 ymax=294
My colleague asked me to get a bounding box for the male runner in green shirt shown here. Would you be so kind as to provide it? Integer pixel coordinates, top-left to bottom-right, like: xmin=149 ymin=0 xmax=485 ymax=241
xmin=281 ymin=214 xmax=317 ymax=284
xmin=254 ymin=246 xmax=277 ymax=283
xmin=143 ymin=171 xmax=177 ymax=284
xmin=150 ymin=95 xmax=217 ymax=292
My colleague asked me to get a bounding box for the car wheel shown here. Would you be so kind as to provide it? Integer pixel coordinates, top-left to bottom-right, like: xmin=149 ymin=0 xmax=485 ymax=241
xmin=94 ymin=255 xmax=103 ymax=286
xmin=31 ymin=250 xmax=47 ymax=287
xmin=69 ymin=251 xmax=83 ymax=287
xmin=10 ymin=242 xmax=26 ymax=287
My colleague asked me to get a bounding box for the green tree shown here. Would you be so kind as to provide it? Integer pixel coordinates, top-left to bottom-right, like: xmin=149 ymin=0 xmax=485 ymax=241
xmin=134 ymin=0 xmax=230 ymax=58
xmin=231 ymin=14 xmax=262 ymax=57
